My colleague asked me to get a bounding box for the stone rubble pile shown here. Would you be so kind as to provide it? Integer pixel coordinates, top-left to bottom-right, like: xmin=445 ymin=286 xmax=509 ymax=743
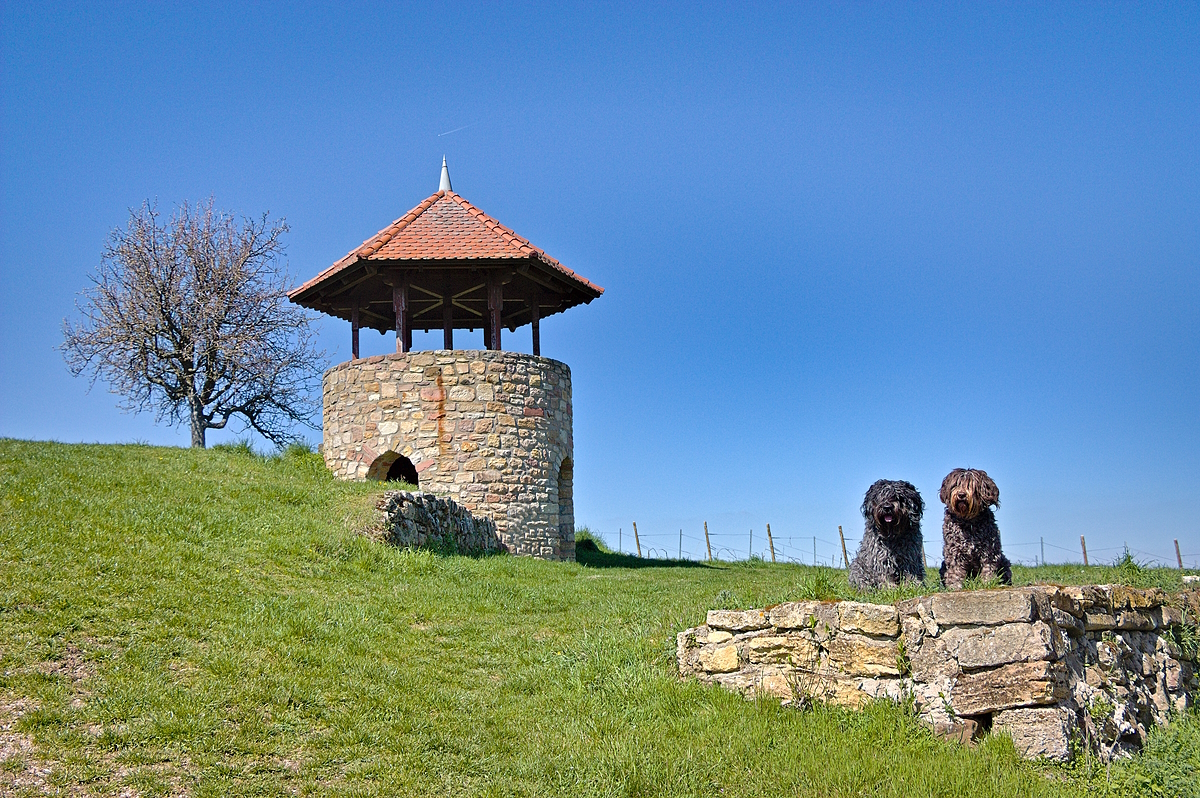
xmin=678 ymin=585 xmax=1198 ymax=761
xmin=375 ymin=490 xmax=504 ymax=555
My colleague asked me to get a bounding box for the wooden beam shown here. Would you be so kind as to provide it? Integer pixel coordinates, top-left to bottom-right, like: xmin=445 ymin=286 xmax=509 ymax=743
xmin=408 ymin=282 xmax=442 ymax=300
xmin=487 ymin=275 xmax=503 ymax=351
xmin=514 ymin=263 xmax=570 ymax=294
xmin=314 ymin=264 xmax=378 ymax=301
xmin=531 ymin=287 xmax=540 ymax=357
xmin=351 ymin=298 xmax=360 ymax=360
xmin=409 ymin=299 xmax=445 ymax=318
xmin=331 ymin=304 xmax=390 ymax=326
xmin=442 ymin=280 xmax=454 ymax=350
xmin=393 ymin=276 xmax=409 ymax=354
xmin=452 ymin=299 xmax=484 ymax=318
xmin=453 ymin=283 xmax=486 ymax=299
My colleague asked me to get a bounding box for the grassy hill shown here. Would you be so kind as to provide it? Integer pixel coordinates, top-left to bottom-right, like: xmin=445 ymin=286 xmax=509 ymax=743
xmin=0 ymin=439 xmax=1196 ymax=797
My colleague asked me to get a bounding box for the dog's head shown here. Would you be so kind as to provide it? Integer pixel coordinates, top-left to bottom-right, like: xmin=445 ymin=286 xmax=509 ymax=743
xmin=861 ymin=479 xmax=924 ymax=538
xmin=939 ymin=468 xmax=999 ymax=519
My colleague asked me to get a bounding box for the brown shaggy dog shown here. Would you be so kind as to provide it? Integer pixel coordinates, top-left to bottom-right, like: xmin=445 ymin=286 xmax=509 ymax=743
xmin=939 ymin=468 xmax=1011 ymax=590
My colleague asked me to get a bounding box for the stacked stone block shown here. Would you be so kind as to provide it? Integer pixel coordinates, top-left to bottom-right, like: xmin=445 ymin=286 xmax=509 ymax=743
xmin=374 ymin=490 xmax=502 ymax=554
xmin=678 ymin=586 xmax=1199 ymax=761
xmin=323 ymin=350 xmax=574 ymax=560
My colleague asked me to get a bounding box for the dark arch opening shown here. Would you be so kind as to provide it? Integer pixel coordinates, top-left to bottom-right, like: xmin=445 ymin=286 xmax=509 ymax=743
xmin=365 ymin=450 xmax=419 ymax=487
xmin=387 ymin=456 xmax=419 ymax=486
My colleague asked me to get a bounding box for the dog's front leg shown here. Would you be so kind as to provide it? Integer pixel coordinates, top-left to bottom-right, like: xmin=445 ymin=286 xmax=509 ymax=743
xmin=941 ymin=558 xmax=967 ymax=591
xmin=979 ymin=557 xmax=1013 ymax=586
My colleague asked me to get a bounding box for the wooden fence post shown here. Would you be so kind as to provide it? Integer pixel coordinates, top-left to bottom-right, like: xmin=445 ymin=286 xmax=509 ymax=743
xmin=1081 ymin=535 xmax=1089 ymax=566
xmin=704 ymin=522 xmax=712 ymax=562
xmin=633 ymin=522 xmax=642 ymax=558
xmin=767 ymin=524 xmax=776 ymax=563
xmin=839 ymin=525 xmax=849 ymax=571
xmin=1176 ymin=539 xmax=1184 ymax=570
xmin=749 ymin=529 xmax=754 ymax=560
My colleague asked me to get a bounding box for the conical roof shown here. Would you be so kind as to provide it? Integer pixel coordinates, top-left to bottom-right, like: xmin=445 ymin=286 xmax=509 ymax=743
xmin=289 ymin=187 xmax=602 ymax=332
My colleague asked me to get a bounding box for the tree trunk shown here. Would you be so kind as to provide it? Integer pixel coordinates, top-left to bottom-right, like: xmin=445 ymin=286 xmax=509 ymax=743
xmin=190 ymin=403 xmax=206 ymax=448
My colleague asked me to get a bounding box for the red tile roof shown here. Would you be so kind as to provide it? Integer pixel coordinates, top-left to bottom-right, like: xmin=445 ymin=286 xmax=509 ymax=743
xmin=291 ymin=191 xmax=602 ymax=298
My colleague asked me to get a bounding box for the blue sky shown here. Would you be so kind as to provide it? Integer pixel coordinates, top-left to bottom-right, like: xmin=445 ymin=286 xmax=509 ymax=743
xmin=2 ymin=3 xmax=1197 ymax=567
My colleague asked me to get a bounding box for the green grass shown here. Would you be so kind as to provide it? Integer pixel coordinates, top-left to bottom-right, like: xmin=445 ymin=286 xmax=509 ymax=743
xmin=0 ymin=439 xmax=1196 ymax=797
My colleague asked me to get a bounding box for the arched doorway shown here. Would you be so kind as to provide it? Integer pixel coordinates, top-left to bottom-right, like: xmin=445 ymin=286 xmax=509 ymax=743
xmin=365 ymin=451 xmax=420 ymax=487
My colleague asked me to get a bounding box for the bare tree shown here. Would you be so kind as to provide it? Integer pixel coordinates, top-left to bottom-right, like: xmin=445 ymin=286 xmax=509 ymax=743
xmin=62 ymin=199 xmax=326 ymax=448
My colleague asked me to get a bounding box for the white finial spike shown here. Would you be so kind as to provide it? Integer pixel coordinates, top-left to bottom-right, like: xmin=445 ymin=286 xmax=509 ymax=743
xmin=439 ymin=156 xmax=453 ymax=192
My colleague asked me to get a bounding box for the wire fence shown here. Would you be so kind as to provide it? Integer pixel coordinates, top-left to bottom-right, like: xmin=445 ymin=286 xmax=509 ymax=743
xmin=600 ymin=523 xmax=1199 ymax=571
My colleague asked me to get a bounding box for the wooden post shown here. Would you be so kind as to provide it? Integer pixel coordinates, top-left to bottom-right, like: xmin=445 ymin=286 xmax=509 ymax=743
xmin=678 ymin=529 xmax=682 ymax=560
xmin=393 ymin=277 xmax=409 ymax=354
xmin=766 ymin=524 xmax=776 ymax=563
xmin=1081 ymin=535 xmax=1089 ymax=566
xmin=1176 ymin=539 xmax=1184 ymax=570
xmin=530 ymin=288 xmax=541 ymax=357
xmin=813 ymin=536 xmax=817 ymax=566
xmin=442 ymin=283 xmax=454 ymax=350
xmin=351 ymin=299 xmax=360 ymax=360
xmin=839 ymin=526 xmax=849 ymax=571
xmin=487 ymin=276 xmax=503 ymax=351
xmin=704 ymin=522 xmax=712 ymax=562
xmin=922 ymin=547 xmax=928 ymax=571
xmin=1041 ymin=536 xmax=1045 ymax=567
xmin=749 ymin=529 xmax=754 ymax=559
xmin=633 ymin=522 xmax=642 ymax=558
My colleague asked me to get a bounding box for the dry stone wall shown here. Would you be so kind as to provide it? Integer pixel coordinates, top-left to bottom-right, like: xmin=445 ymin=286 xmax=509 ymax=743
xmin=373 ymin=490 xmax=502 ymax=554
xmin=678 ymin=586 xmax=1199 ymax=761
xmin=323 ymin=350 xmax=574 ymax=560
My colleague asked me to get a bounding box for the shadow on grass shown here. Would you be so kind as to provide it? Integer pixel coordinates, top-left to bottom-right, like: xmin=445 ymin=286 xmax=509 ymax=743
xmin=576 ymin=546 xmax=713 ymax=569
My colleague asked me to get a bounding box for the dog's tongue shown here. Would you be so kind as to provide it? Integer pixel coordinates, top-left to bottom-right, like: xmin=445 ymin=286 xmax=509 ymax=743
xmin=884 ymin=514 xmax=893 ymax=523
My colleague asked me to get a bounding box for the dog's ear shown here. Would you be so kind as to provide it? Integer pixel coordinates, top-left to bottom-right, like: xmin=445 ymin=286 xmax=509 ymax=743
xmin=979 ymin=471 xmax=999 ymax=507
xmin=903 ymin=482 xmax=924 ymax=521
xmin=861 ymin=480 xmax=883 ymax=518
xmin=939 ymin=470 xmax=961 ymax=506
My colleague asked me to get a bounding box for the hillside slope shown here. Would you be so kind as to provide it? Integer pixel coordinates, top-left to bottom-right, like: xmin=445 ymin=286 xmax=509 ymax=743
xmin=0 ymin=440 xmax=1195 ymax=797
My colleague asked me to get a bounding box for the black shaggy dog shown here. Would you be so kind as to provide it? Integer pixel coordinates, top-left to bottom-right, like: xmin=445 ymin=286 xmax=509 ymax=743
xmin=847 ymin=480 xmax=926 ymax=591
xmin=939 ymin=468 xmax=1011 ymax=590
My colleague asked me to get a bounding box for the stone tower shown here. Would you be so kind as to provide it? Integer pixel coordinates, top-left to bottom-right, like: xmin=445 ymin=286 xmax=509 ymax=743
xmin=288 ymin=161 xmax=603 ymax=560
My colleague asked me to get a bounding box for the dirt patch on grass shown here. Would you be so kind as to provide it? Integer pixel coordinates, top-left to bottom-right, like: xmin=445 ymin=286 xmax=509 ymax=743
xmin=1 ymin=641 xmax=101 ymax=795
xmin=35 ymin=642 xmax=93 ymax=683
xmin=0 ymin=695 xmax=54 ymax=795
xmin=38 ymin=642 xmax=96 ymax=712
xmin=0 ymin=641 xmax=160 ymax=797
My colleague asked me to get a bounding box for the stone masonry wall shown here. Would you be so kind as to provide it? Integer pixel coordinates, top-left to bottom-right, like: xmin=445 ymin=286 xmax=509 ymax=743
xmin=678 ymin=586 xmax=1199 ymax=761
xmin=323 ymin=350 xmax=574 ymax=560
xmin=373 ymin=490 xmax=503 ymax=554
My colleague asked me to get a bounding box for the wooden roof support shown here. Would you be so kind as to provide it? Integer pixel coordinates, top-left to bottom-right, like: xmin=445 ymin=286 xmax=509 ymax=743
xmin=331 ymin=304 xmax=392 ymax=331
xmin=316 ymin=264 xmax=378 ymax=301
xmin=392 ymin=275 xmax=409 ymax=354
xmin=487 ymin=275 xmax=503 ymax=351
xmin=442 ymin=279 xmax=454 ymax=350
xmin=531 ymin=286 xmax=541 ymax=357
